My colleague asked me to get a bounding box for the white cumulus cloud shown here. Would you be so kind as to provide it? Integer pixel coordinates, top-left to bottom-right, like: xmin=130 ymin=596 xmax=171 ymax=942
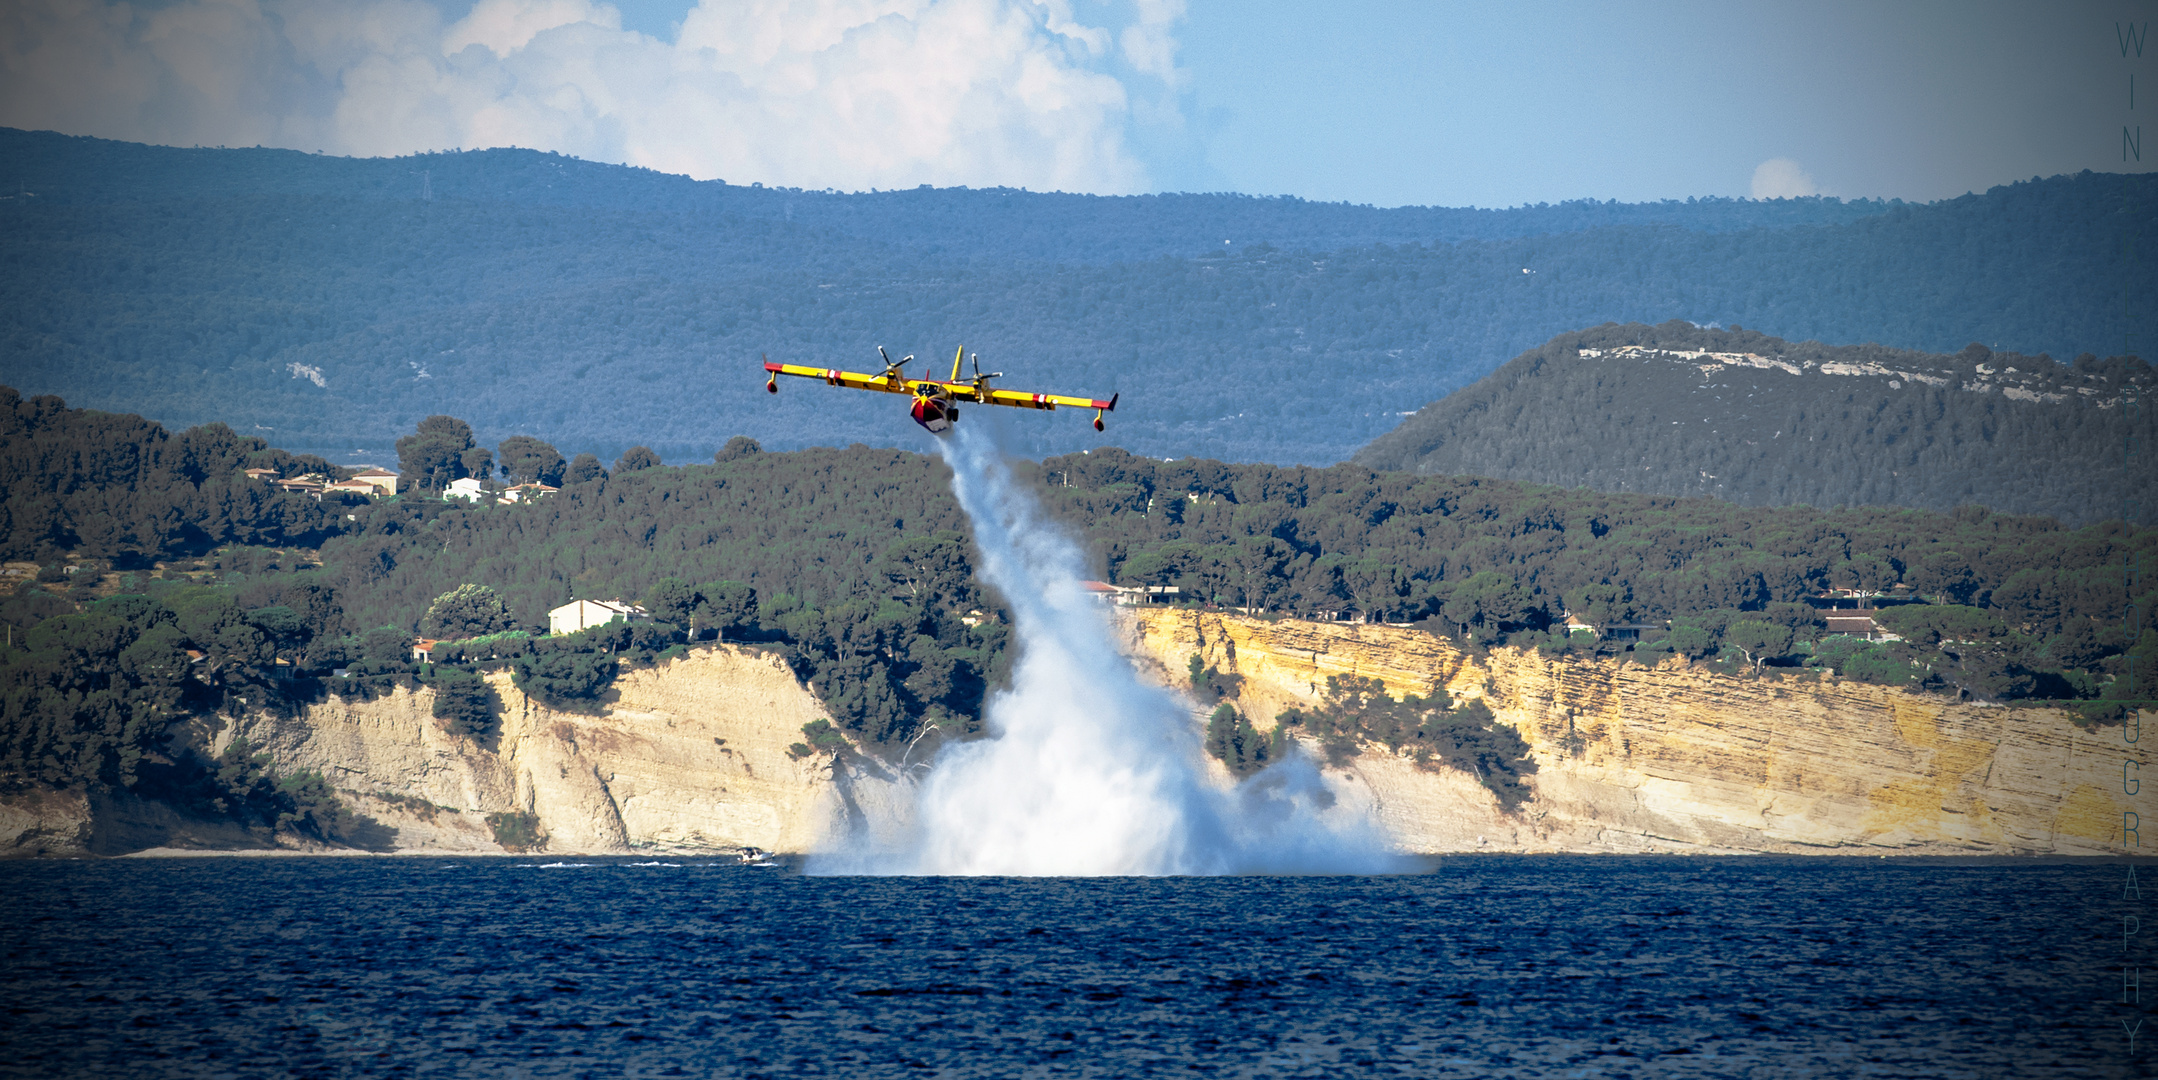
xmin=444 ymin=0 xmax=621 ymax=58
xmin=0 ymin=0 xmax=1180 ymax=192
xmin=1749 ymin=157 xmax=1822 ymax=200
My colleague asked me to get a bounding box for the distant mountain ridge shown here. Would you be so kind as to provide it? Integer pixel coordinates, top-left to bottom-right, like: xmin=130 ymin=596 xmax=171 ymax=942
xmin=0 ymin=128 xmax=1897 ymax=263
xmin=1352 ymin=322 xmax=2155 ymax=525
xmin=0 ymin=129 xmax=2150 ymax=467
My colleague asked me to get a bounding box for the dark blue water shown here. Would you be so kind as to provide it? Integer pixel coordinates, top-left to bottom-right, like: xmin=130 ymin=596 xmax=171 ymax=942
xmin=0 ymin=857 xmax=2147 ymax=1078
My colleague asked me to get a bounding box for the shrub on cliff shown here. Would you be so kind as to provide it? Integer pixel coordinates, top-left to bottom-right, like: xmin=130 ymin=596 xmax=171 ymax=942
xmin=176 ymin=738 xmax=372 ymax=845
xmin=427 ymin=666 xmax=501 ymax=738
xmin=1187 ymin=653 xmax=1243 ymax=703
xmin=273 ymin=771 xmax=354 ymax=841
xmin=486 ymin=810 xmax=545 ymax=852
xmin=1204 ymin=704 xmax=1284 ymax=779
xmin=1275 ymin=676 xmax=1537 ymax=810
xmin=1414 ymin=699 xmax=1536 ymax=812
xmin=512 ymin=650 xmax=616 ymax=706
xmin=808 ymin=718 xmax=846 ymax=750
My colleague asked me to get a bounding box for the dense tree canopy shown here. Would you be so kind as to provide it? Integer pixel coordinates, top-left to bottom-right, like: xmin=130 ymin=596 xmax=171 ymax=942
xmin=0 ymin=387 xmax=349 ymax=564
xmin=396 ymin=415 xmax=476 ymax=494
xmin=614 ymin=447 xmax=660 ymax=473
xmin=421 ymin=584 xmax=516 ymax=639
xmin=1353 ymin=322 xmax=2155 ymax=526
xmin=564 ymin=453 xmax=606 ymax=485
xmin=1028 ymin=445 xmax=2156 ymax=708
xmin=498 ymin=436 xmax=566 ymax=486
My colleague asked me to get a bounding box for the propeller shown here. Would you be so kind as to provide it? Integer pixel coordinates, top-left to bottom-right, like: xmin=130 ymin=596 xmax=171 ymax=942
xmin=971 ymin=352 xmax=1003 ymax=390
xmin=876 ymin=346 xmax=912 ymax=383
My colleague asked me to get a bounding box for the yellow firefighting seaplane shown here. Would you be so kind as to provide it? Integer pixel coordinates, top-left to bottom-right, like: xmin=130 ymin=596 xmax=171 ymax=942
xmin=763 ymin=347 xmax=1118 ymax=434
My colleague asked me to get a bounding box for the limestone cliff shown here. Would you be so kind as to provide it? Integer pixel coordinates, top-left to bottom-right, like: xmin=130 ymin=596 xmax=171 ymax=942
xmin=1 ymin=644 xmax=860 ymax=858
xmin=5 ymin=613 xmax=2143 ymax=858
xmin=224 ymin=645 xmax=849 ymax=856
xmin=1123 ymin=608 xmax=2148 ymax=856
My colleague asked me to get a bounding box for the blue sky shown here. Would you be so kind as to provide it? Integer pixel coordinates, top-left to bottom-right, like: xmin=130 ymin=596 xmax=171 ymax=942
xmin=3 ymin=0 xmax=2151 ymax=206
xmin=1168 ymin=0 xmax=2155 ymax=206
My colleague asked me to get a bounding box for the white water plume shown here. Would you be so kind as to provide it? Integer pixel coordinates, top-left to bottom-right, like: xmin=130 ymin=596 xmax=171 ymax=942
xmin=810 ymin=424 xmax=1400 ymax=876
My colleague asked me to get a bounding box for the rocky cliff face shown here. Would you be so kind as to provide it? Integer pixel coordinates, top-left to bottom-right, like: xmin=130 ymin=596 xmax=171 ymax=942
xmin=2 ymin=644 xmax=859 ymax=858
xmin=6 ymin=614 xmax=2142 ymax=857
xmin=1122 ymin=608 xmax=2146 ymax=855
xmin=228 ymin=645 xmax=847 ymax=856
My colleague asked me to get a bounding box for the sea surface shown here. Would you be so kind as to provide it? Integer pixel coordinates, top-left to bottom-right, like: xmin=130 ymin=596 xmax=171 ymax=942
xmin=0 ymin=856 xmax=2146 ymax=1078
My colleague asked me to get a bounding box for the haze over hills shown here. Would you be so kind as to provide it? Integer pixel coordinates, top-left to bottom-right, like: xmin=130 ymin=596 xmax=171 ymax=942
xmin=0 ymin=128 xmax=1900 ymax=260
xmin=1352 ymin=322 xmax=2155 ymax=526
xmin=1 ymin=129 xmax=2150 ymax=468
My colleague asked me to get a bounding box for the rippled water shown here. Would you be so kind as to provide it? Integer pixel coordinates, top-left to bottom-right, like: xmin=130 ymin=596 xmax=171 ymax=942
xmin=0 ymin=857 xmax=2145 ymax=1078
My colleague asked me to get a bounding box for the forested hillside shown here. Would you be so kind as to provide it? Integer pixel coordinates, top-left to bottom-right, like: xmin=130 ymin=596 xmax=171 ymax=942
xmin=2 ymin=129 xmax=2149 ymax=468
xmin=0 ymin=386 xmax=351 ymax=561
xmin=6 ymin=390 xmax=2153 ymax=807
xmin=0 ymin=128 xmax=1896 ymax=258
xmin=1351 ymin=322 xmax=2155 ymax=526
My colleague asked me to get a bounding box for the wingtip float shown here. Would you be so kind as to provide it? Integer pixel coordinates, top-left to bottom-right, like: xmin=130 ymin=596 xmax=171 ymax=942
xmin=764 ymin=347 xmax=1118 ymax=434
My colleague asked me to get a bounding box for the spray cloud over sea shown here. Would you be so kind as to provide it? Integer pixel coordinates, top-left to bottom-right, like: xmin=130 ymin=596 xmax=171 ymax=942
xmin=810 ymin=424 xmax=1400 ymax=876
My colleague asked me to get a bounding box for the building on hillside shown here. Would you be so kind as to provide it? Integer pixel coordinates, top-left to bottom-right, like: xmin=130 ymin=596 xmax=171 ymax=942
xmin=324 ymin=479 xmax=381 ymax=498
xmin=274 ymin=477 xmax=325 ymax=499
xmin=548 ymin=599 xmax=649 ymax=636
xmin=1816 ymin=587 xmax=1892 ymax=608
xmin=412 ymin=638 xmax=440 ymax=661
xmin=1558 ymin=611 xmax=1663 ymax=641
xmin=1080 ymin=581 xmax=1118 ymax=604
xmin=499 ymin=483 xmax=559 ymax=504
xmin=1824 ymin=614 xmax=1901 ymax=642
xmin=1106 ymin=584 xmax=1180 ymax=606
xmin=349 ymin=467 xmax=399 ymax=496
xmin=444 ymin=477 xmax=485 ymax=502
xmin=242 ymin=467 xmax=279 ymax=481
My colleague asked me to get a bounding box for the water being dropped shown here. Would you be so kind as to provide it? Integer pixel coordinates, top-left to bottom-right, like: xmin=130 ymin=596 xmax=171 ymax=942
xmin=811 ymin=424 xmax=1398 ymax=875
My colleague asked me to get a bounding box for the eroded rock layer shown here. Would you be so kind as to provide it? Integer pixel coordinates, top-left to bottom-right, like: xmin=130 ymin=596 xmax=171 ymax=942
xmin=1123 ymin=608 xmax=2146 ymax=855
xmin=5 ymin=615 xmax=2141 ymax=857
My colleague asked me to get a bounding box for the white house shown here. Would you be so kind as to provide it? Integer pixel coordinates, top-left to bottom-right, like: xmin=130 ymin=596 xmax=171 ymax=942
xmin=349 ymin=467 xmax=399 ymax=496
xmin=1559 ymin=610 xmax=1660 ymax=642
xmin=548 ymin=599 xmax=650 ymax=636
xmin=499 ymin=482 xmax=559 ymax=504
xmin=1109 ymin=584 xmax=1180 ymax=606
xmin=444 ymin=477 xmax=485 ymax=502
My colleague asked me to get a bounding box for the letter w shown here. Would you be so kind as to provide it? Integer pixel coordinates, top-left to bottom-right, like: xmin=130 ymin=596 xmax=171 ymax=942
xmin=2125 ymin=22 xmax=2149 ymax=58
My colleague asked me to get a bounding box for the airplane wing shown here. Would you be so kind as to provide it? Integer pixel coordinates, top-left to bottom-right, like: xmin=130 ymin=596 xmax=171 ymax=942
xmin=764 ymin=361 xmax=915 ymax=394
xmin=765 ymin=360 xmax=1115 ymax=414
xmin=964 ymin=386 xmax=1117 ymax=413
